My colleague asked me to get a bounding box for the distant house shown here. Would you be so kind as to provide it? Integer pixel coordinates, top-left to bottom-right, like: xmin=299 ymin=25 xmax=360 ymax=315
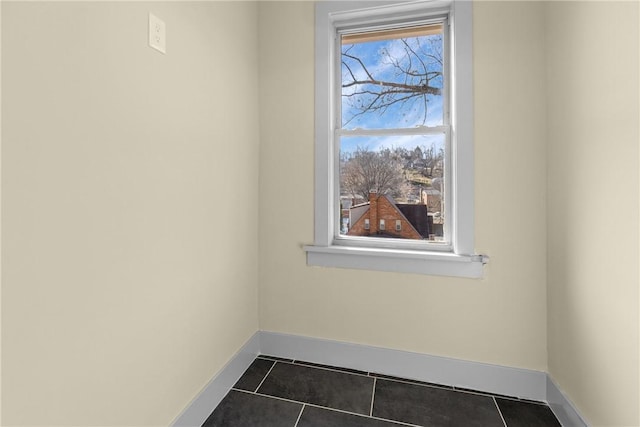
xmin=340 ymin=194 xmax=366 ymax=233
xmin=420 ymin=188 xmax=442 ymax=215
xmin=348 ymin=191 xmax=433 ymax=239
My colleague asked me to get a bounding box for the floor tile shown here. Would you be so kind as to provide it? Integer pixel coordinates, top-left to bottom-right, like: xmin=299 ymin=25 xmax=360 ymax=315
xmin=257 ymin=362 xmax=374 ymax=415
xmin=373 ymin=379 xmax=504 ymax=427
xmin=202 ymin=390 xmax=301 ymax=427
xmin=496 ymin=397 xmax=561 ymax=427
xmin=232 ymin=358 xmax=274 ymax=392
xmin=297 ymin=405 xmax=406 ymax=427
xmin=293 ymin=360 xmax=369 ymax=376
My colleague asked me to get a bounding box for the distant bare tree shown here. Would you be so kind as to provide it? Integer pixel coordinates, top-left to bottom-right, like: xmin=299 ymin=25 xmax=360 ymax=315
xmin=341 ymin=147 xmax=410 ymax=200
xmin=422 ymin=143 xmax=444 ymax=177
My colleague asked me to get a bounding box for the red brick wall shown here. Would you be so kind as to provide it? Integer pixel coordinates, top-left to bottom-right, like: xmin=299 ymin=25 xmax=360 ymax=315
xmin=348 ymin=195 xmax=422 ymax=240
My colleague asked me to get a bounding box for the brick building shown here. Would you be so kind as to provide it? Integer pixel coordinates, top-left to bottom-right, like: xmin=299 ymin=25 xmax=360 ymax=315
xmin=347 ymin=191 xmax=433 ymax=240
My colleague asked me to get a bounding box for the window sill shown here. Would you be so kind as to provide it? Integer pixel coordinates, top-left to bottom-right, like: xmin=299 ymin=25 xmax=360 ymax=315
xmin=303 ymin=245 xmax=487 ymax=278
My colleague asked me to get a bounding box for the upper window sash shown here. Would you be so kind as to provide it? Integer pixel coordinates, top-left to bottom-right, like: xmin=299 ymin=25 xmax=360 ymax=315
xmin=337 ymin=16 xmax=450 ymax=132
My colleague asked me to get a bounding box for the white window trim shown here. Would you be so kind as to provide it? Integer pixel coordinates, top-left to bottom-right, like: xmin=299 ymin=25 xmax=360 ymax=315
xmin=305 ymin=0 xmax=486 ymax=278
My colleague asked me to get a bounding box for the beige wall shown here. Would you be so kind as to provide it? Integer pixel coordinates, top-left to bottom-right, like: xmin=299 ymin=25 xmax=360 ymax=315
xmin=545 ymin=2 xmax=640 ymax=425
xmin=1 ymin=2 xmax=259 ymax=425
xmin=258 ymin=1 xmax=549 ymax=371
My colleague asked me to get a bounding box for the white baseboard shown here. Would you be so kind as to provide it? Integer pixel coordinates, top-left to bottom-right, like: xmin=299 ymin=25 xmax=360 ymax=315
xmin=547 ymin=376 xmax=589 ymax=427
xmin=173 ymin=331 xmax=588 ymax=427
xmin=171 ymin=332 xmax=260 ymax=427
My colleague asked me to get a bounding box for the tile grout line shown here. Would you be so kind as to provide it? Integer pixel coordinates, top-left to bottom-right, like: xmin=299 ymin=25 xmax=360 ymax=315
xmin=369 ymin=377 xmax=377 ymax=417
xmin=376 ymin=376 xmax=453 ymax=393
xmin=454 ymin=386 xmax=539 ymax=403
xmin=493 ymin=396 xmax=508 ymax=427
xmin=292 ymin=404 xmax=306 ymax=427
xmin=232 ymin=387 xmax=310 ymax=406
xmin=293 ymin=360 xmax=369 ymax=377
xmin=253 ymin=360 xmax=277 ymax=393
xmin=231 ymin=388 xmax=424 ymax=427
xmin=231 ymin=388 xmax=305 ymax=409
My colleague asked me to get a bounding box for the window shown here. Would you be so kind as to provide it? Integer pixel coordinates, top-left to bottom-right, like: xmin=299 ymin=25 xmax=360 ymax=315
xmin=340 ymin=20 xmax=447 ymax=244
xmin=306 ymin=0 xmax=486 ymax=278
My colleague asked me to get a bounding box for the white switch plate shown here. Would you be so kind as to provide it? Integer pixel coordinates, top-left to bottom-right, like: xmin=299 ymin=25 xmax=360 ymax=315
xmin=149 ymin=13 xmax=166 ymax=54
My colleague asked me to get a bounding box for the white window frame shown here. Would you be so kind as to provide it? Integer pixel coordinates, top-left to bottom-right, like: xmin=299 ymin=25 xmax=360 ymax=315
xmin=305 ymin=0 xmax=486 ymax=278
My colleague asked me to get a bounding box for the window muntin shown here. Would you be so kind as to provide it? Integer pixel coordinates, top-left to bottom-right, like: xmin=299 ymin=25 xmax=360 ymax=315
xmin=336 ymin=19 xmax=450 ymax=247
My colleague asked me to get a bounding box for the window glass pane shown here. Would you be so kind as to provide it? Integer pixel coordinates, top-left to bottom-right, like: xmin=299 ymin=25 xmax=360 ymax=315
xmin=341 ymin=23 xmax=444 ymax=130
xmin=339 ymin=134 xmax=446 ymax=242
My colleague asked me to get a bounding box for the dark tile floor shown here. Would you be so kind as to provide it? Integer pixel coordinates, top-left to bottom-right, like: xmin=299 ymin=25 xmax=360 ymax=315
xmin=203 ymin=356 xmax=562 ymax=427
